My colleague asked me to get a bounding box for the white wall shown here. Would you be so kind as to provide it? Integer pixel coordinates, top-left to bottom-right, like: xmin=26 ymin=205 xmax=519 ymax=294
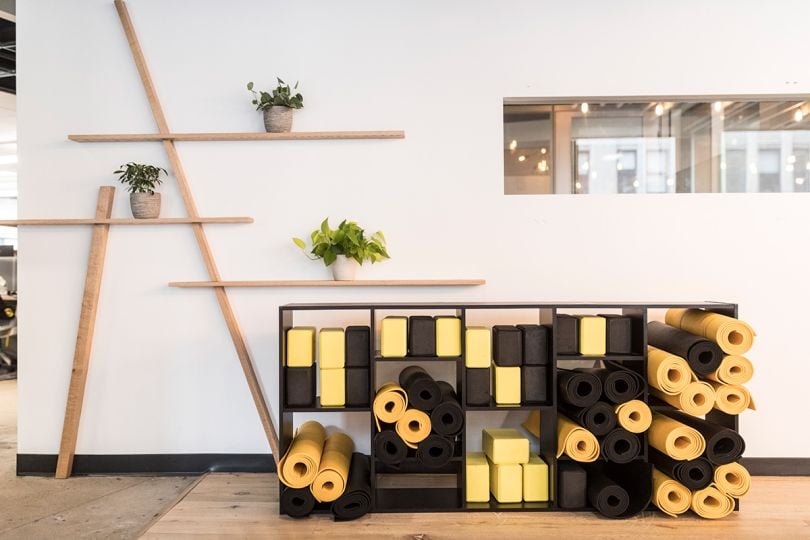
xmin=17 ymin=0 xmax=810 ymax=458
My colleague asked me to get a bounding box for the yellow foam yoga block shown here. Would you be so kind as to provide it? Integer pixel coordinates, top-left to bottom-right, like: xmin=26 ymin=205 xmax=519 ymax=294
xmin=492 ymin=365 xmax=521 ymax=404
xmin=465 ymin=452 xmax=490 ymax=503
xmin=488 ymin=458 xmax=523 ymax=503
xmin=320 ymin=368 xmax=345 ymax=407
xmin=465 ymin=327 xmax=492 ymax=368
xmin=482 ymin=428 xmax=530 ymax=464
xmin=286 ymin=327 xmax=316 ymax=367
xmin=522 ymin=454 xmax=549 ymax=502
xmin=436 ymin=316 xmax=462 ymax=357
xmin=381 ymin=317 xmax=407 ymax=357
xmin=319 ymin=328 xmax=345 ymax=369
xmin=578 ymin=316 xmax=606 ymax=356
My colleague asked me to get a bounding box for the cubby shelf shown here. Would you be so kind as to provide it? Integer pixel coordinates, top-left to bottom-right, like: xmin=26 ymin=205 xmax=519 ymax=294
xmin=374 ymin=355 xmax=462 ymax=363
xmin=557 ymin=354 xmax=644 ymax=362
xmin=169 ymin=279 xmax=485 ymax=288
xmin=67 ymin=130 xmax=405 ymax=142
xmin=465 ymin=401 xmax=550 ymax=411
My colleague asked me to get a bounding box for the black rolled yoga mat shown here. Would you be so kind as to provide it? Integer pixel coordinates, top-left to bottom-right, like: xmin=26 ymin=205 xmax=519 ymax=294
xmin=416 ymin=434 xmax=454 ymax=468
xmin=559 ymin=401 xmax=617 ymax=436
xmin=331 ymin=453 xmax=372 ymax=521
xmin=558 ymin=462 xmax=588 ymax=509
xmin=517 ymin=324 xmax=549 ymax=365
xmin=493 ymin=325 xmax=522 ymax=366
xmin=465 ymin=367 xmax=490 ymax=406
xmin=585 ymin=461 xmax=653 ymax=519
xmin=345 ymin=326 xmax=370 ymax=367
xmin=649 ymin=449 xmax=713 ymax=490
xmin=280 ymin=486 xmax=317 ymax=518
xmin=601 ymin=428 xmax=641 ymax=464
xmin=574 ymin=367 xmax=641 ymax=404
xmin=647 ymin=321 xmax=723 ymax=376
xmin=374 ymin=430 xmax=409 ymax=466
xmin=429 ymin=381 xmax=464 ymax=437
xmin=558 ymin=369 xmax=602 ymax=408
xmin=399 ymin=365 xmax=442 ymax=411
xmin=586 ymin=469 xmax=630 ymax=518
xmin=408 ymin=316 xmax=436 ymax=357
xmin=664 ymin=409 xmax=746 ymax=465
xmin=556 ymin=315 xmax=580 ymax=354
xmin=285 ymin=367 xmax=315 ymax=407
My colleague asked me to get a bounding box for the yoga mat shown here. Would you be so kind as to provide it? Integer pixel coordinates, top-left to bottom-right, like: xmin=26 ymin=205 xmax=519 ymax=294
xmin=380 ymin=317 xmax=407 ymax=357
xmin=492 ymin=365 xmax=521 ymax=405
xmin=280 ymin=487 xmax=317 ymax=518
xmin=578 ymin=316 xmax=606 ymax=356
xmin=373 ymin=382 xmax=408 ymax=431
xmin=466 ymin=367 xmax=490 ymax=406
xmin=714 ymin=462 xmax=751 ymax=497
xmin=708 ymin=381 xmax=754 ymax=414
xmin=559 ymin=401 xmax=616 ymax=437
xmin=286 ymin=327 xmax=315 ymax=367
xmin=465 ymin=327 xmax=491 ymax=368
xmin=466 ymin=452 xmax=490 ymax=503
xmin=585 ymin=461 xmax=653 ymax=518
xmin=575 ymin=367 xmax=641 ymax=404
xmin=522 ymin=409 xmax=540 ymax=439
xmin=522 ymin=454 xmax=549 ymax=502
xmin=691 ymin=484 xmax=735 ymax=519
xmin=488 ymin=458 xmax=523 ymax=503
xmin=706 ymin=355 xmax=754 ymax=385
xmin=430 ymin=381 xmax=464 ymax=437
xmin=558 ymin=369 xmax=602 ymax=408
xmin=345 ymin=325 xmax=370 ymax=367
xmin=586 ymin=468 xmax=630 ymax=518
xmin=521 ymin=365 xmax=548 ymax=403
xmin=614 ymin=400 xmax=652 ymax=434
xmin=647 ymin=346 xmax=692 ymax=395
xmin=601 ymin=314 xmax=633 ymax=355
xmin=408 ymin=316 xmax=436 ymax=357
xmin=665 ymin=309 xmax=755 ymax=355
xmin=556 ymin=415 xmax=600 ymax=462
xmin=647 ymin=321 xmax=722 ymax=376
xmin=285 ymin=367 xmax=315 ymax=407
xmin=556 ymin=315 xmax=579 ymax=354
xmin=651 ymin=468 xmax=692 ymax=517
xmin=601 ymin=428 xmax=641 ymax=464
xmin=374 ymin=430 xmax=408 ymax=466
xmin=648 ymin=413 xmax=706 ymax=461
xmin=345 ymin=367 xmax=369 ymax=407
xmin=319 ymin=328 xmax=345 ymax=369
xmin=279 ymin=421 xmax=327 ymax=488
xmin=663 ymin=410 xmax=745 ymax=465
xmin=517 ymin=324 xmax=549 ymax=365
xmin=649 ymin=449 xmax=713 ymax=490
xmin=331 ymin=453 xmax=371 ymax=521
xmin=436 ymin=316 xmax=462 ymax=357
xmin=416 ymin=434 xmax=454 ymax=468
xmin=311 ymin=432 xmax=354 ymax=503
xmin=492 ymin=325 xmax=522 ymax=366
xmin=650 ymin=381 xmax=715 ymax=416
xmin=399 ymin=365 xmax=442 ymax=411
xmin=483 ymin=428 xmax=529 ymax=464
xmin=320 ymin=367 xmax=345 ymax=407
xmin=558 ymin=462 xmax=587 ymax=508
xmin=395 ymin=408 xmax=431 ymax=449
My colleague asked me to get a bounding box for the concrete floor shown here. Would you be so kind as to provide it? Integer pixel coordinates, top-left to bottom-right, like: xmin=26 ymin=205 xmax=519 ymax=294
xmin=0 ymin=380 xmax=196 ymax=539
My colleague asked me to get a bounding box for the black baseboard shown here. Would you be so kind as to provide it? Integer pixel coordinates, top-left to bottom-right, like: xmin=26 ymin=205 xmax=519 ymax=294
xmin=17 ymin=453 xmax=277 ymax=476
xmin=740 ymin=457 xmax=810 ymax=476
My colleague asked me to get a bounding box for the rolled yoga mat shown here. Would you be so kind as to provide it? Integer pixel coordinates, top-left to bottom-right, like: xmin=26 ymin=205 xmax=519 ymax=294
xmin=648 ymin=413 xmax=706 ymax=461
xmin=647 ymin=321 xmax=723 ymax=376
xmin=331 ymin=453 xmax=371 ymax=521
xmin=280 ymin=487 xmax=317 ymax=518
xmin=575 ymin=367 xmax=641 ymax=404
xmin=691 ymin=484 xmax=735 ymax=519
xmin=311 ymin=432 xmax=354 ymax=503
xmin=665 ymin=308 xmax=755 ymax=355
xmin=651 ymin=468 xmax=692 ymax=517
xmin=706 ymin=355 xmax=754 ymax=385
xmin=601 ymin=428 xmax=641 ymax=464
xmin=279 ymin=421 xmax=327 ymax=488
xmin=374 ymin=430 xmax=408 ymax=466
xmin=586 ymin=468 xmax=630 ymax=518
xmin=663 ymin=410 xmax=745 ymax=465
xmin=408 ymin=315 xmax=436 ymax=357
xmin=714 ymin=462 xmax=751 ymax=497
xmin=559 ymin=401 xmax=617 ymax=437
xmin=558 ymin=369 xmax=602 ymax=408
xmin=708 ymin=381 xmax=755 ymax=414
xmin=647 ymin=346 xmax=692 ymax=395
xmin=416 ymin=434 xmax=454 ymax=468
xmin=399 ymin=365 xmax=442 ymax=411
xmin=650 ymin=381 xmax=716 ymax=416
xmin=429 ymin=381 xmax=464 ymax=437
xmin=584 ymin=461 xmax=653 ymax=519
xmin=614 ymin=400 xmax=652 ymax=434
xmin=649 ymin=449 xmax=713 ymax=490
xmin=395 ymin=408 xmax=432 ymax=449
xmin=373 ymin=382 xmax=408 ymax=431
xmin=556 ymin=415 xmax=600 ymax=462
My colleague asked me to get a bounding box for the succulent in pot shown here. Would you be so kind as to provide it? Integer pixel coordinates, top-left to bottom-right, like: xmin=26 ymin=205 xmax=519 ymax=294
xmin=247 ymin=78 xmax=303 ymax=133
xmin=114 ymin=162 xmax=167 ymax=219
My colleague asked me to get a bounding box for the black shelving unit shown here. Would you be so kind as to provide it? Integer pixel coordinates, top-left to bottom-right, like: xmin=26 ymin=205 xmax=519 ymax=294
xmin=278 ymin=301 xmax=739 ymax=515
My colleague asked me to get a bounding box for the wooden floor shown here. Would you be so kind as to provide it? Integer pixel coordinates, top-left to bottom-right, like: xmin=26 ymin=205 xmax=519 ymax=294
xmin=142 ymin=473 xmax=810 ymax=539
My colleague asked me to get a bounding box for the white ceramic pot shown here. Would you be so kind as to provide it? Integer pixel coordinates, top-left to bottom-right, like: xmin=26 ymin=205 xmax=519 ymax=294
xmin=331 ymin=256 xmax=360 ymax=281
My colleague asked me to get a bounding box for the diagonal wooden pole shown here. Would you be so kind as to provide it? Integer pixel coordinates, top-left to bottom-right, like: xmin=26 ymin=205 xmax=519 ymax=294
xmin=56 ymin=186 xmax=116 ymax=478
xmin=113 ymin=0 xmax=281 ymax=463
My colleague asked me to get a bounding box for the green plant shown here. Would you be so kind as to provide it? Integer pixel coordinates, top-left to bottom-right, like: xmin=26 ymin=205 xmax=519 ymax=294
xmin=114 ymin=162 xmax=167 ymax=194
xmin=293 ymin=218 xmax=390 ymax=267
xmin=247 ymin=78 xmax=304 ymax=110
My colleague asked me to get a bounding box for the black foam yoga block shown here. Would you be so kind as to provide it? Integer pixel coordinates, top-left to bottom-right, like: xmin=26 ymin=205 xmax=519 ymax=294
xmin=408 ymin=316 xmax=436 ymax=356
xmin=558 ymin=462 xmax=587 ymax=509
xmin=517 ymin=324 xmax=549 ymax=365
xmin=285 ymin=367 xmax=315 ymax=407
xmin=345 ymin=326 xmax=370 ymax=367
xmin=399 ymin=365 xmax=442 ymax=411
xmin=280 ymin=486 xmax=317 ymax=518
xmin=345 ymin=368 xmax=370 ymax=407
xmin=556 ymin=315 xmax=579 ymax=355
xmin=492 ymin=325 xmax=522 ymax=366
xmin=600 ymin=315 xmax=633 ymax=354
xmin=521 ymin=365 xmax=548 ymax=403
xmin=465 ymin=367 xmax=490 ymax=405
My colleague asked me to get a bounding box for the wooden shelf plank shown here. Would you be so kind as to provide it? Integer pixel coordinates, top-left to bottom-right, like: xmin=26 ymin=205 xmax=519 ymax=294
xmin=0 ymin=217 xmax=254 ymax=226
xmin=169 ymin=279 xmax=486 ymax=288
xmin=68 ymin=131 xmax=405 ymax=142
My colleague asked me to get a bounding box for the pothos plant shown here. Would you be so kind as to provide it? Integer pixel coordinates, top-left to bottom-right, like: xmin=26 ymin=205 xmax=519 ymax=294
xmin=114 ymin=162 xmax=167 ymax=194
xmin=293 ymin=218 xmax=390 ymax=266
xmin=247 ymin=78 xmax=304 ymax=110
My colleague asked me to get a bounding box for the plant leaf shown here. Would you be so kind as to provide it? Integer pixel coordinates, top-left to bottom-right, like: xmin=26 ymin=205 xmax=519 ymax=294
xmin=292 ymin=237 xmax=306 ymax=249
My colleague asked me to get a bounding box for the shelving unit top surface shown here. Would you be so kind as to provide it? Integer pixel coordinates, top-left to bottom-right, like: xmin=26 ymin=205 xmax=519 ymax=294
xmin=281 ymin=301 xmax=736 ymax=310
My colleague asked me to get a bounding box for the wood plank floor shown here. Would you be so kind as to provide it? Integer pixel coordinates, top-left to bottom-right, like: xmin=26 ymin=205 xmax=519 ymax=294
xmin=142 ymin=473 xmax=810 ymax=539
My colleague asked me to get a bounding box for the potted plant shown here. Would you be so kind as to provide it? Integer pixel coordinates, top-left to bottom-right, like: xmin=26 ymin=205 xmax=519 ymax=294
xmin=247 ymin=78 xmax=303 ymax=133
xmin=293 ymin=218 xmax=390 ymax=281
xmin=114 ymin=162 xmax=167 ymax=219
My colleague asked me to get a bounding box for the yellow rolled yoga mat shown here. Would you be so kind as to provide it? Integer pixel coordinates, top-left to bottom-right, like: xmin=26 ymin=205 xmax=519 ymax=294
xmin=522 ymin=410 xmax=541 ymax=439
xmin=708 ymin=381 xmax=755 ymax=414
xmin=556 ymin=415 xmax=600 ymax=462
xmin=691 ymin=484 xmax=735 ymax=519
xmin=395 ymin=408 xmax=431 ymax=449
xmin=373 ymin=382 xmax=408 ymax=430
xmin=649 ymin=413 xmax=706 ymax=461
xmin=614 ymin=400 xmax=652 ymax=433
xmin=647 ymin=346 xmax=692 ymax=395
xmin=666 ymin=309 xmax=755 ymax=355
xmin=714 ymin=462 xmax=751 ymax=498
xmin=706 ymin=355 xmax=754 ymax=385
xmin=310 ymin=432 xmax=354 ymax=502
xmin=652 ymin=468 xmax=692 ymax=517
xmin=651 ymin=381 xmax=716 ymax=416
xmin=278 ymin=420 xmax=327 ymax=488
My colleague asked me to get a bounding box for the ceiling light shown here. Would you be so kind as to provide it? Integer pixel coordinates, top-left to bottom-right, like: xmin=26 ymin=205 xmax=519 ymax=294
xmin=632 ymin=180 xmax=640 ymax=188
xmin=518 ymin=155 xmax=526 ymax=162
xmin=796 ymin=177 xmax=806 ymax=185
xmin=713 ymin=101 xmax=724 ymax=112
xmin=749 ymin=163 xmax=758 ymax=174
xmin=795 ymin=109 xmax=804 ymax=122
xmin=580 ymin=103 xmax=589 ymax=114
xmin=581 ymin=161 xmax=590 ymax=172
xmin=787 ymin=164 xmax=795 ymax=172
xmin=537 ymin=160 xmax=548 ymax=172
xmin=540 ymin=147 xmax=547 ymax=154
xmin=655 ymin=104 xmax=664 ymax=116
xmin=617 ymin=162 xmax=624 ymax=171
xmin=575 ymin=181 xmax=582 ymax=190
xmin=509 ymin=139 xmax=517 ymax=151
xmin=788 ymin=155 xmax=797 ymax=164
xmin=720 ymin=161 xmax=727 ymax=170
xmin=666 ymin=177 xmax=674 ymax=186
xmin=590 ymin=171 xmax=598 ymax=179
